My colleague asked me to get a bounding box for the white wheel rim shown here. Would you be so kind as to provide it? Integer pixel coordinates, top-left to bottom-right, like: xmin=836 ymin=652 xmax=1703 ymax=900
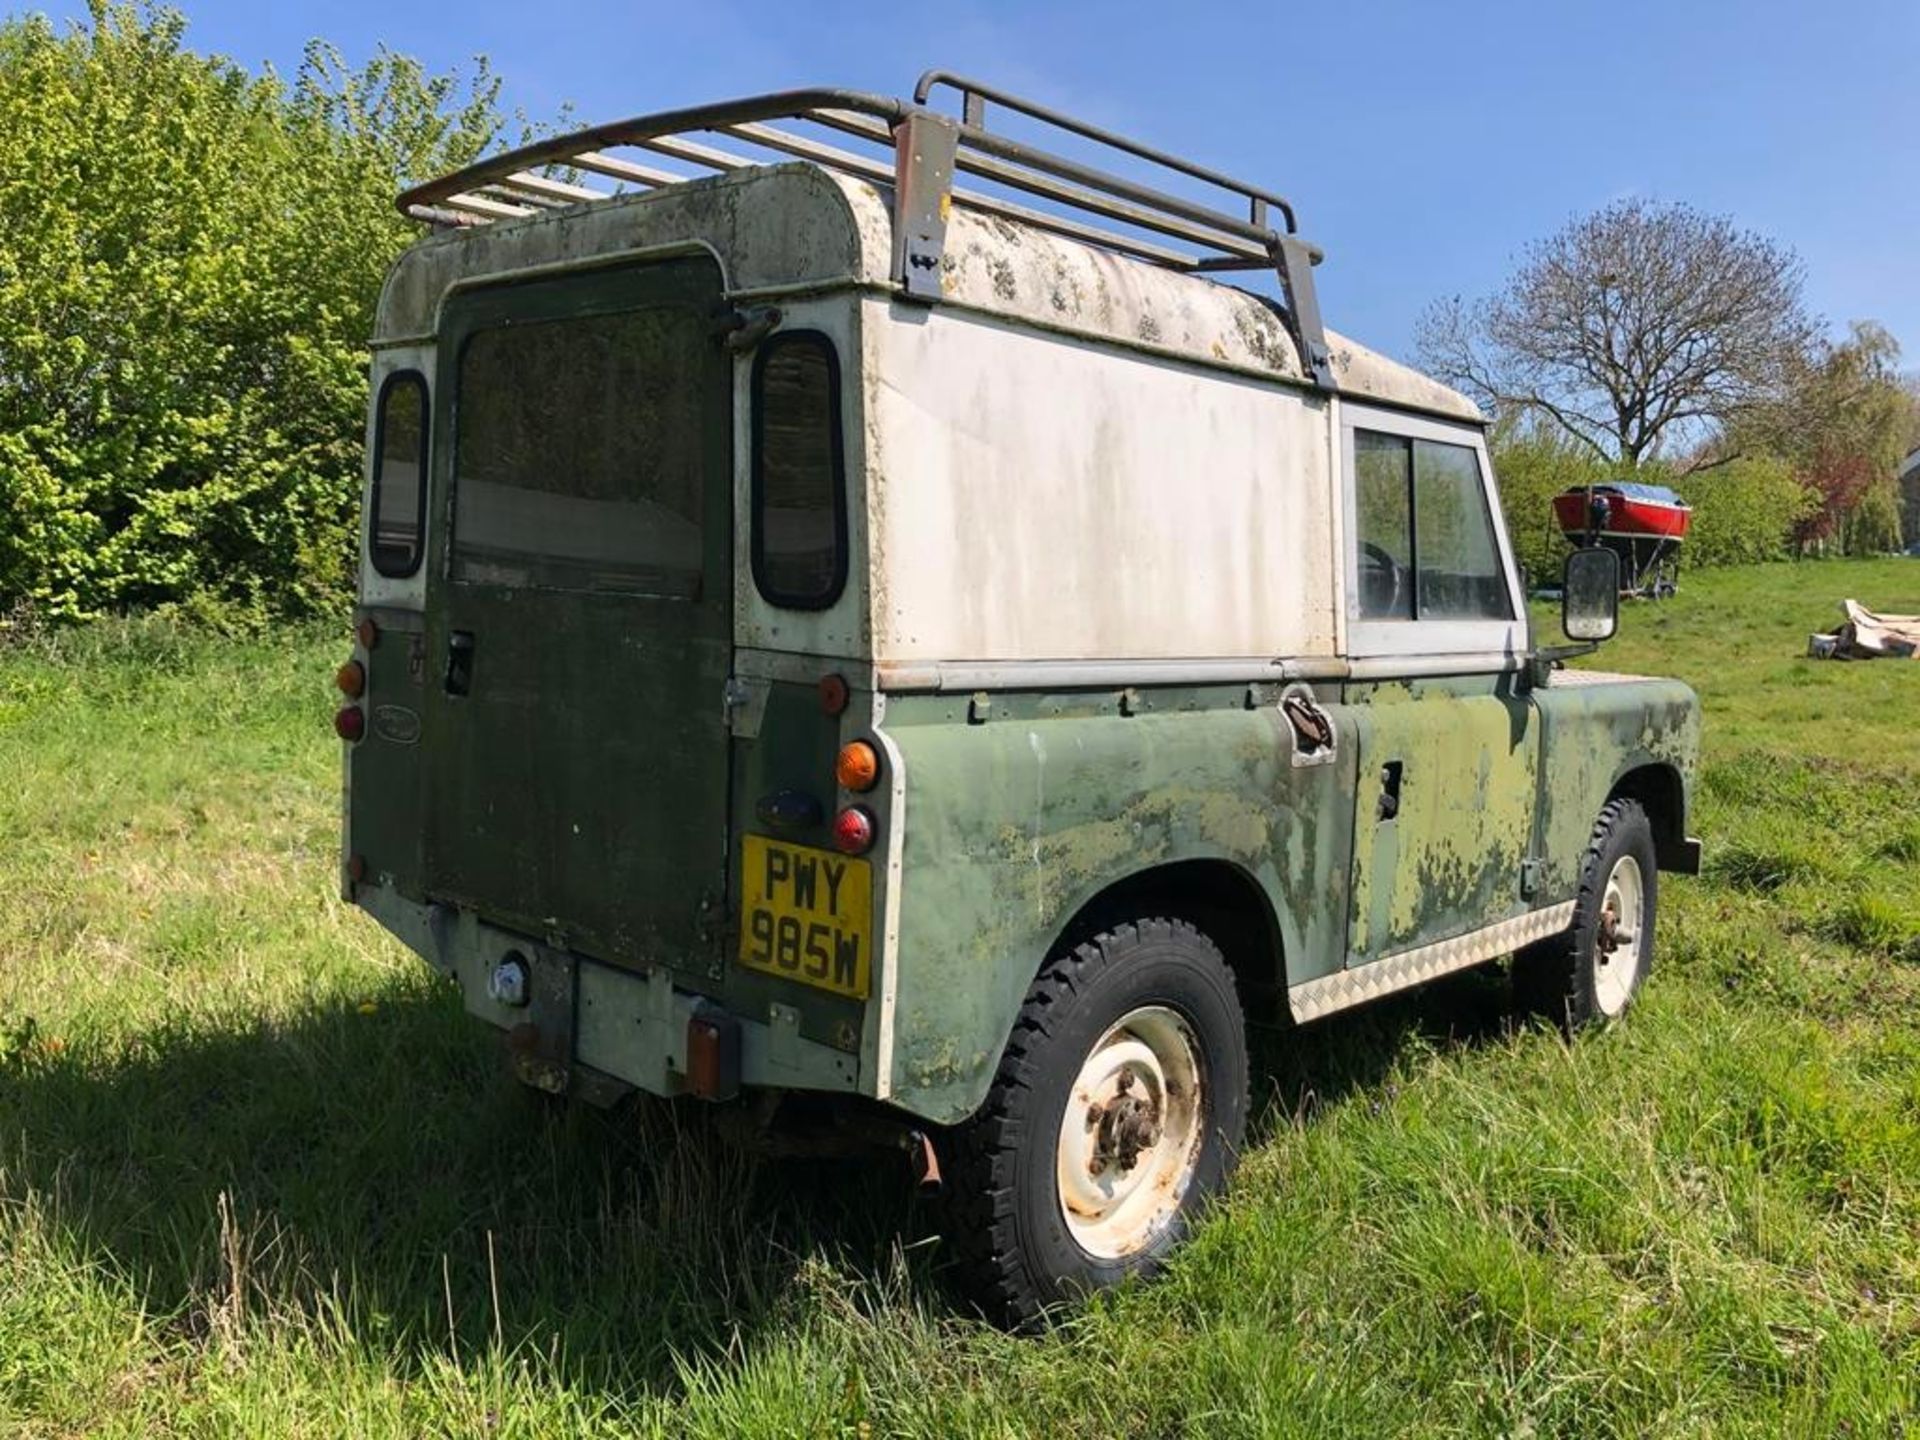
xmin=1593 ymin=854 xmax=1645 ymax=1016
xmin=1055 ymin=1005 xmax=1206 ymax=1260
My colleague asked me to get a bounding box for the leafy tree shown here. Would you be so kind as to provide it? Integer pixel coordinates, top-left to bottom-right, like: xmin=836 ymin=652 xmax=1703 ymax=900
xmin=1729 ymin=323 xmax=1912 ymax=555
xmin=1676 ymin=455 xmax=1816 ymax=568
xmin=1417 ymin=200 xmax=1817 ymax=470
xmin=0 ymin=2 xmax=504 ymax=620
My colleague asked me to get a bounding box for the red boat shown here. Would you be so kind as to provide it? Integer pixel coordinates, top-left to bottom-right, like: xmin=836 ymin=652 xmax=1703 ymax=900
xmin=1553 ymin=482 xmax=1692 ymax=597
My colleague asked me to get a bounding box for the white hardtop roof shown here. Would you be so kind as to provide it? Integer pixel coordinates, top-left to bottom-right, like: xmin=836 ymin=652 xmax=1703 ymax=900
xmin=383 ymin=74 xmax=1482 ymax=425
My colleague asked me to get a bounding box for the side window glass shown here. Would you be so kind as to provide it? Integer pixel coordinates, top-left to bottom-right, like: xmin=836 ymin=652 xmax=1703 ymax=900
xmin=371 ymin=372 xmax=427 ymax=578
xmin=1354 ymin=430 xmax=1413 ymax=619
xmin=1413 ymin=439 xmax=1512 ymax=620
xmin=1352 ymin=428 xmax=1512 ymax=623
xmin=752 ymin=333 xmax=846 ymax=610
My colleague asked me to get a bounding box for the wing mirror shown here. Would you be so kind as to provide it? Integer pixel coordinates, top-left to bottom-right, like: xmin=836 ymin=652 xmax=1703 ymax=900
xmin=1562 ymin=548 xmax=1619 ymax=642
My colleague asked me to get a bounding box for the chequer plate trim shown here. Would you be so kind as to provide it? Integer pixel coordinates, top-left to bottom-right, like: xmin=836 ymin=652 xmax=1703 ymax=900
xmin=1288 ymin=902 xmax=1578 ymax=1022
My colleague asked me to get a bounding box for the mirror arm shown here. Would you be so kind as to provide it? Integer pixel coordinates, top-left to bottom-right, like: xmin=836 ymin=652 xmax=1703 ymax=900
xmin=1525 ymin=640 xmax=1599 ymax=690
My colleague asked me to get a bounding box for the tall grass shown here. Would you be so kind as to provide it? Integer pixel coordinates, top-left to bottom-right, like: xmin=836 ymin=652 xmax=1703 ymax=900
xmin=2 ymin=561 xmax=1917 ymax=1436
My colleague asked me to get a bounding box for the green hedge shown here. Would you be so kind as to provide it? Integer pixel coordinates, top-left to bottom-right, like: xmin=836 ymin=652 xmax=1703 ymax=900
xmin=1490 ymin=428 xmax=1817 ymax=583
xmin=0 ymin=3 xmax=502 ymax=622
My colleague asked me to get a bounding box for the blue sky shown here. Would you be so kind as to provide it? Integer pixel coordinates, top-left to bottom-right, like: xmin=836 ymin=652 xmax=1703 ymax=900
xmin=28 ymin=0 xmax=1920 ymax=364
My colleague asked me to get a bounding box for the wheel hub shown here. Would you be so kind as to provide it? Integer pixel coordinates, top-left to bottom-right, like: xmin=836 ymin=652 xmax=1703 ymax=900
xmin=1090 ymin=1071 xmax=1163 ymax=1175
xmin=1592 ymin=853 xmax=1645 ymax=1016
xmin=1598 ymin=905 xmax=1622 ymax=953
xmin=1055 ymin=1006 xmax=1206 ymax=1259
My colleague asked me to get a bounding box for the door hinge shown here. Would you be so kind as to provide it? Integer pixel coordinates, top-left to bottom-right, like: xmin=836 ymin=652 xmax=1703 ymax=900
xmin=723 ymin=676 xmax=770 ymax=739
xmin=713 ymin=305 xmax=783 ymax=351
xmin=1520 ymin=858 xmax=1543 ymax=898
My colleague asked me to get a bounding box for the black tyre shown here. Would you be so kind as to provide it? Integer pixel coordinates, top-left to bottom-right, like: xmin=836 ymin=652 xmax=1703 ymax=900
xmin=1514 ymin=798 xmax=1657 ymax=1032
xmin=941 ymin=918 xmax=1249 ymax=1327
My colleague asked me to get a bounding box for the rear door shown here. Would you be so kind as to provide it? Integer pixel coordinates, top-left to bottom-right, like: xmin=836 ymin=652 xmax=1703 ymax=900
xmin=421 ymin=256 xmax=733 ymax=973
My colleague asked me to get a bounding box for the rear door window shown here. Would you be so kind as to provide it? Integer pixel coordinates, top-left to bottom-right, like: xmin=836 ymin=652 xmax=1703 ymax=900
xmin=751 ymin=333 xmax=847 ymax=609
xmin=453 ymin=306 xmax=706 ymax=597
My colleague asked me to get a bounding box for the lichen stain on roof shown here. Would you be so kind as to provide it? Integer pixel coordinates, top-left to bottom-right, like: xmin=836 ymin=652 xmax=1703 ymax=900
xmin=375 ymin=160 xmax=1483 ymax=425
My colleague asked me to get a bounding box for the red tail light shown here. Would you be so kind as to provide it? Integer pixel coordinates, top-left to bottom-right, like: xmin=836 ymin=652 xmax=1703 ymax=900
xmin=334 ymin=705 xmax=366 ymax=742
xmin=832 ymin=805 xmax=876 ymax=855
xmin=354 ymin=616 xmax=380 ymax=650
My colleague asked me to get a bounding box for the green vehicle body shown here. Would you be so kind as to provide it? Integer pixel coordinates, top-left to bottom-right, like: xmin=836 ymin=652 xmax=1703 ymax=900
xmin=343 ymin=143 xmax=1702 ymax=1132
xmin=879 ymin=672 xmax=1698 ymax=1123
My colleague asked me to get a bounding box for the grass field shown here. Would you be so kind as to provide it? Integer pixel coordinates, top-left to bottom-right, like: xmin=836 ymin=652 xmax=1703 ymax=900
xmin=2 ymin=559 xmax=1918 ymax=1437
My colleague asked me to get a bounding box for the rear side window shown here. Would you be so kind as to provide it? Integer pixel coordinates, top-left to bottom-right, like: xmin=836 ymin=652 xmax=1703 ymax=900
xmin=752 ymin=333 xmax=846 ymax=609
xmin=370 ymin=372 xmax=427 ymax=578
xmin=1353 ymin=430 xmax=1511 ymax=622
xmin=453 ymin=306 xmax=708 ymax=597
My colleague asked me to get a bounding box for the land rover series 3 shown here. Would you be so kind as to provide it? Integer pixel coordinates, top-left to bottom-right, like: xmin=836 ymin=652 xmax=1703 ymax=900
xmin=338 ymin=73 xmax=1703 ymax=1324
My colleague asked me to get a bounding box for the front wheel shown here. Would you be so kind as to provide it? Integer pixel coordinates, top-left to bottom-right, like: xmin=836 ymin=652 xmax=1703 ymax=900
xmin=941 ymin=918 xmax=1249 ymax=1327
xmin=1514 ymin=797 xmax=1657 ymax=1031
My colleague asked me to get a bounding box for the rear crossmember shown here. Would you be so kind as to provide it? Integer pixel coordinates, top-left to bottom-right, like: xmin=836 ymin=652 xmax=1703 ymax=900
xmin=396 ymin=69 xmax=1335 ymax=390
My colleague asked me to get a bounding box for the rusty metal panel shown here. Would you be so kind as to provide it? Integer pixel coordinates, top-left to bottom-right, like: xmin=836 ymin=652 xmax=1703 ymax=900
xmin=1343 ymin=677 xmax=1541 ymax=963
xmin=1532 ymin=674 xmax=1702 ymax=898
xmin=877 ymin=690 xmax=1358 ymax=1124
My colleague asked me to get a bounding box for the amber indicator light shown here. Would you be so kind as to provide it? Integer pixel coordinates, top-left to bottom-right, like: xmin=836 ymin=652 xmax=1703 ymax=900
xmin=335 ymin=659 xmax=366 ymax=699
xmin=835 ymin=739 xmax=880 ymax=792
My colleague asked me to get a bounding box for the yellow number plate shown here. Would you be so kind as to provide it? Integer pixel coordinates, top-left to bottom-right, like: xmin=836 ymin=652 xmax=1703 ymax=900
xmin=738 ymin=835 xmax=873 ymax=999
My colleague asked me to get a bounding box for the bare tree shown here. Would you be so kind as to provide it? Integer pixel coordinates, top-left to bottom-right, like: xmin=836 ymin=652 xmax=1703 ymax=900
xmin=1415 ymin=199 xmax=1817 ymax=470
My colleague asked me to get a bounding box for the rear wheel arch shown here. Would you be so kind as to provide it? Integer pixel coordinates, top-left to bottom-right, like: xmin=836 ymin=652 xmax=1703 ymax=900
xmin=1048 ymin=858 xmax=1287 ymax=1024
xmin=1607 ymin=762 xmax=1692 ymax=872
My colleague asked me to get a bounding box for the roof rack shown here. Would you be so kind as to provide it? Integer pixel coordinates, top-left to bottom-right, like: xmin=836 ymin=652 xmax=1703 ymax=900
xmin=396 ymin=70 xmax=1334 ymax=389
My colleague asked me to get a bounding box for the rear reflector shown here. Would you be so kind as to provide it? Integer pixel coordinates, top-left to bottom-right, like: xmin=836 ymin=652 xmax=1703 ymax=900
xmin=685 ymin=1008 xmax=742 ymax=1101
xmin=334 ymin=705 xmax=366 ymax=742
xmin=818 ymin=672 xmax=850 ymax=716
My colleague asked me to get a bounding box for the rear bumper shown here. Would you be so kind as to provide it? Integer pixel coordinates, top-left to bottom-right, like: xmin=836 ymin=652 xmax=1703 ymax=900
xmin=355 ymin=884 xmax=861 ymax=1102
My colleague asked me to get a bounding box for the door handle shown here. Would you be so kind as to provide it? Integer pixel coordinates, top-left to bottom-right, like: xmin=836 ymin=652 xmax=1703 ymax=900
xmin=1377 ymin=760 xmax=1403 ymax=821
xmin=444 ymin=630 xmax=476 ymax=696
